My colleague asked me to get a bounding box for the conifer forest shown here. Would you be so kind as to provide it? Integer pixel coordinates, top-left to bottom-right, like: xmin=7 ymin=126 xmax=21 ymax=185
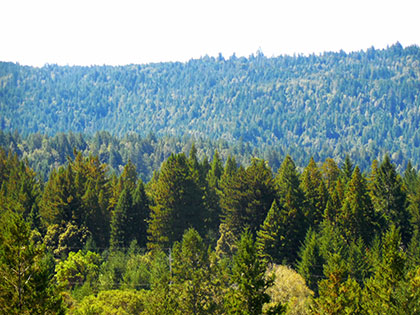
xmin=1 ymin=44 xmax=420 ymax=314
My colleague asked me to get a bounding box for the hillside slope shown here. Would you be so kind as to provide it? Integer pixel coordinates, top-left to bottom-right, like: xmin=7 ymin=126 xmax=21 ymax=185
xmin=1 ymin=43 xmax=420 ymax=167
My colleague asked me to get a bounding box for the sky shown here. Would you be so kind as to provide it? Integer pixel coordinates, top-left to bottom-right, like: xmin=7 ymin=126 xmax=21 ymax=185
xmin=1 ymin=0 xmax=419 ymax=67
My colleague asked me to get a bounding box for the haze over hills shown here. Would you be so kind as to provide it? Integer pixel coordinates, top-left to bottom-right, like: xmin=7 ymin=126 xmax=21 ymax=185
xmin=1 ymin=43 xmax=420 ymax=170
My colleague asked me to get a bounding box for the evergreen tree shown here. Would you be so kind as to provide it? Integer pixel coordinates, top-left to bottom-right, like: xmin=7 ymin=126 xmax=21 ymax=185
xmin=131 ymin=179 xmax=150 ymax=248
xmin=297 ymin=228 xmax=325 ymax=293
xmin=204 ymin=150 xmax=224 ymax=239
xmin=300 ymin=157 xmax=329 ymax=227
xmin=338 ymin=166 xmax=376 ymax=244
xmin=110 ymin=188 xmax=132 ymax=250
xmin=147 ymin=153 xmax=204 ymax=249
xmin=0 ymin=211 xmax=64 ymax=314
xmin=341 ymin=154 xmax=354 ymax=185
xmin=224 ymin=229 xmax=273 ymax=315
xmin=370 ymin=155 xmax=411 ymax=244
xmin=256 ymin=199 xmax=283 ymax=262
xmin=321 ymin=158 xmax=341 ymax=193
xmin=362 ymin=225 xmax=407 ymax=314
xmin=220 ymin=158 xmax=275 ymax=239
xmin=315 ymin=253 xmax=362 ymax=315
xmin=171 ymin=228 xmax=216 ymax=315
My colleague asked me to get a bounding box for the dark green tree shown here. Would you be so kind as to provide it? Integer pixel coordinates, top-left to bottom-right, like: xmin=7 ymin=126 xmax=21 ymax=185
xmin=220 ymin=158 xmax=275 ymax=240
xmin=338 ymin=166 xmax=377 ymax=244
xmin=131 ymin=179 xmax=150 ymax=248
xmin=297 ymin=228 xmax=325 ymax=293
xmin=370 ymin=155 xmax=411 ymax=244
xmin=147 ymin=153 xmax=204 ymax=249
xmin=272 ymin=155 xmax=307 ymax=264
xmin=224 ymin=229 xmax=273 ymax=315
xmin=300 ymin=157 xmax=329 ymax=227
xmin=110 ymin=188 xmax=133 ymax=250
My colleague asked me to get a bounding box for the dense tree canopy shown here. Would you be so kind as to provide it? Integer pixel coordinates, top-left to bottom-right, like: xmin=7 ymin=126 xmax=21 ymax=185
xmin=1 ymin=44 xmax=420 ymax=171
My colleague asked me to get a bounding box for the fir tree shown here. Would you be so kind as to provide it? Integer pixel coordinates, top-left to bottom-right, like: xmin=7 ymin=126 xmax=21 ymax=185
xmin=362 ymin=225 xmax=407 ymax=314
xmin=224 ymin=229 xmax=272 ymax=315
xmin=147 ymin=153 xmax=204 ymax=249
xmin=370 ymin=155 xmax=411 ymax=244
xmin=110 ymin=188 xmax=132 ymax=250
xmin=300 ymin=157 xmax=328 ymax=227
xmin=338 ymin=166 xmax=376 ymax=244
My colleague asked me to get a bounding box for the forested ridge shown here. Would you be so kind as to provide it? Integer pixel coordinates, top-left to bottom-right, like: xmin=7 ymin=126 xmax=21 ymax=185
xmin=2 ymin=43 xmax=420 ymax=314
xmin=1 ymin=43 xmax=420 ymax=170
xmin=1 ymin=146 xmax=420 ymax=314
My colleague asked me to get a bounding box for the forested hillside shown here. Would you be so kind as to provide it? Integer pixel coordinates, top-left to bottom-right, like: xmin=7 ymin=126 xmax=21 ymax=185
xmin=1 ymin=43 xmax=420 ymax=169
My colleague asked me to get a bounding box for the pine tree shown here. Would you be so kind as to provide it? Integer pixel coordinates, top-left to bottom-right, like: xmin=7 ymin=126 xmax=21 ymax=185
xmin=110 ymin=188 xmax=132 ymax=250
xmin=341 ymin=154 xmax=354 ymax=185
xmin=204 ymin=151 xmax=224 ymax=242
xmin=219 ymin=158 xmax=275 ymax=240
xmin=321 ymin=157 xmax=341 ymax=193
xmin=256 ymin=199 xmax=283 ymax=262
xmin=224 ymin=229 xmax=273 ymax=315
xmin=338 ymin=166 xmax=376 ymax=244
xmin=315 ymin=253 xmax=362 ymax=315
xmin=147 ymin=153 xmax=204 ymax=250
xmin=300 ymin=157 xmax=329 ymax=227
xmin=297 ymin=228 xmax=325 ymax=293
xmin=370 ymin=155 xmax=411 ymax=244
xmin=171 ymin=228 xmax=216 ymax=315
xmin=131 ymin=180 xmax=149 ymax=248
xmin=361 ymin=225 xmax=407 ymax=314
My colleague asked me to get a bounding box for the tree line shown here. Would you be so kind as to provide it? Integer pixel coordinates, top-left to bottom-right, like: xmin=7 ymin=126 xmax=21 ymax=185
xmin=1 ymin=43 xmax=420 ymax=170
xmin=1 ymin=143 xmax=420 ymax=314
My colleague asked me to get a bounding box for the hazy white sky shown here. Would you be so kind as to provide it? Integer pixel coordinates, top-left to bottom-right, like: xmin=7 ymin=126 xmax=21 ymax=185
xmin=1 ymin=0 xmax=419 ymax=66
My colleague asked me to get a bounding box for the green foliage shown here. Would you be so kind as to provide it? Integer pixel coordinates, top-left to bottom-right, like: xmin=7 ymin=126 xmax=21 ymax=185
xmin=110 ymin=188 xmax=133 ymax=250
xmin=71 ymin=289 xmax=147 ymax=315
xmin=361 ymin=226 xmax=407 ymax=314
xmin=147 ymin=153 xmax=204 ymax=249
xmin=2 ymin=45 xmax=420 ymax=171
xmin=0 ymin=211 xmax=64 ymax=314
xmin=370 ymin=155 xmax=411 ymax=244
xmin=297 ymin=228 xmax=324 ymax=293
xmin=337 ymin=166 xmax=377 ymax=244
xmin=55 ymin=250 xmax=102 ymax=295
xmin=271 ymin=155 xmax=307 ymax=264
xmin=171 ymin=228 xmax=216 ymax=314
xmin=40 ymin=152 xmax=111 ymax=248
xmin=44 ymin=222 xmax=91 ymax=259
xmin=224 ymin=229 xmax=273 ymax=315
xmin=300 ymin=157 xmax=328 ymax=227
xmin=265 ymin=264 xmax=312 ymax=315
xmin=220 ymin=158 xmax=275 ymax=241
